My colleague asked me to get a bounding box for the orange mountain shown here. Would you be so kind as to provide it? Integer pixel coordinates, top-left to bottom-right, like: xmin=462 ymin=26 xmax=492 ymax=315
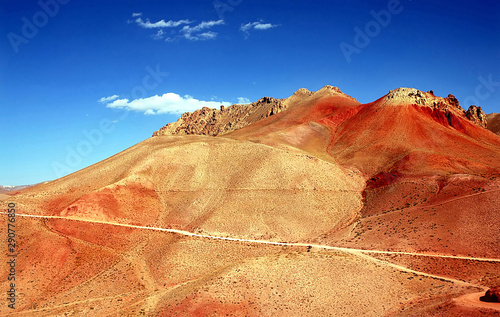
xmin=2 ymin=86 xmax=499 ymax=316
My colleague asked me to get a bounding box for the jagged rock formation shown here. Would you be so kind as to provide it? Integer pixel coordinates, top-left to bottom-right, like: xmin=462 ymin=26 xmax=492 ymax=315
xmin=466 ymin=105 xmax=487 ymax=128
xmin=383 ymin=88 xmax=489 ymax=128
xmin=487 ymin=113 xmax=500 ymax=135
xmin=385 ymin=88 xmax=462 ymax=111
xmin=152 ymin=96 xmax=286 ymax=137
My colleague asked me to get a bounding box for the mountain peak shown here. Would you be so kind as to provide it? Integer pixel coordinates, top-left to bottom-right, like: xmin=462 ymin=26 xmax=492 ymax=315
xmin=384 ymin=87 xmax=462 ymax=110
xmin=293 ymin=88 xmax=313 ymax=96
xmin=382 ymin=87 xmax=488 ymax=128
xmin=315 ymin=85 xmax=358 ymax=102
xmin=318 ymin=85 xmax=343 ymax=94
xmin=385 ymin=87 xmax=439 ymax=106
xmin=291 ymin=85 xmax=349 ymax=97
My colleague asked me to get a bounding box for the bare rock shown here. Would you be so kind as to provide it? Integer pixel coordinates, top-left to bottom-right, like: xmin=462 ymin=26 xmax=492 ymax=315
xmin=152 ymin=97 xmax=286 ymax=137
xmin=445 ymin=94 xmax=460 ymax=109
xmin=480 ymin=286 xmax=500 ymax=303
xmin=465 ymin=105 xmax=487 ymax=128
xmin=383 ymin=88 xmax=490 ymax=129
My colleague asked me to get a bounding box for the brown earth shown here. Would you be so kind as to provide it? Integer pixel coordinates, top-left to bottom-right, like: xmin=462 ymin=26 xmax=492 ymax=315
xmin=2 ymin=85 xmax=500 ymax=316
xmin=487 ymin=113 xmax=500 ymax=135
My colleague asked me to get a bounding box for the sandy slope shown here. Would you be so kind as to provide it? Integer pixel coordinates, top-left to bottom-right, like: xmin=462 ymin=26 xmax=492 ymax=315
xmin=13 ymin=136 xmax=364 ymax=242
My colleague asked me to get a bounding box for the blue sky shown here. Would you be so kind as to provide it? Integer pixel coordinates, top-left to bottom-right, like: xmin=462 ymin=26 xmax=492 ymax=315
xmin=1 ymin=0 xmax=499 ymax=185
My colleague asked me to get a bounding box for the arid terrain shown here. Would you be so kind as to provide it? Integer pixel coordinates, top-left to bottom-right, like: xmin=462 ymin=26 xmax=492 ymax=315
xmin=487 ymin=113 xmax=500 ymax=135
xmin=2 ymin=86 xmax=500 ymax=316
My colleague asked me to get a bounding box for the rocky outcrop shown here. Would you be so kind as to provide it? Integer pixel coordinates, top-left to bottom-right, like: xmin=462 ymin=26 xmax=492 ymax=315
xmin=384 ymin=88 xmax=490 ymax=128
xmin=480 ymin=286 xmax=500 ymax=302
xmin=153 ymin=85 xmax=355 ymax=137
xmin=385 ymin=88 xmax=428 ymax=105
xmin=152 ymin=96 xmax=286 ymax=137
xmin=465 ymin=105 xmax=487 ymax=128
xmin=384 ymin=88 xmax=463 ymax=111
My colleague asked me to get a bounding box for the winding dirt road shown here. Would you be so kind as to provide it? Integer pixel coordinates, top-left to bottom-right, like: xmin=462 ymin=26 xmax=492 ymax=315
xmin=4 ymin=212 xmax=500 ymax=264
xmin=3 ymin=211 xmax=500 ymax=312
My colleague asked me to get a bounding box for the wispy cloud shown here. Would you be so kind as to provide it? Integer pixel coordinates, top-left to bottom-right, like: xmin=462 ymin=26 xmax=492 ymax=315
xmin=197 ymin=32 xmax=217 ymax=40
xmin=240 ymin=21 xmax=278 ymax=37
xmin=237 ymin=97 xmax=250 ymax=104
xmin=132 ymin=12 xmax=142 ymax=17
xmin=131 ymin=14 xmax=224 ymax=41
xmin=103 ymin=93 xmax=231 ymax=115
xmin=181 ymin=20 xmax=224 ymax=40
xmin=152 ymin=29 xmax=165 ymax=40
xmin=134 ymin=17 xmax=192 ymax=29
xmin=98 ymin=95 xmax=119 ymax=103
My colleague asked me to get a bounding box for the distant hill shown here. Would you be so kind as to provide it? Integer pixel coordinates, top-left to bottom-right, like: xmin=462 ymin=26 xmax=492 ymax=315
xmin=0 ymin=184 xmax=33 ymax=194
xmin=487 ymin=113 xmax=500 ymax=135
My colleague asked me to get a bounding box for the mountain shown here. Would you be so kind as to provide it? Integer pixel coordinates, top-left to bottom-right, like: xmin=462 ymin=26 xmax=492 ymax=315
xmin=487 ymin=113 xmax=500 ymax=135
xmin=0 ymin=184 xmax=34 ymax=194
xmin=2 ymin=86 xmax=499 ymax=316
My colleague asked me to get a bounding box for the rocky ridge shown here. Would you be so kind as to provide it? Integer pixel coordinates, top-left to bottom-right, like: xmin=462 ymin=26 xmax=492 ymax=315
xmin=152 ymin=96 xmax=286 ymax=137
xmin=384 ymin=88 xmax=487 ymax=127
xmin=152 ymin=85 xmax=353 ymax=137
xmin=153 ymin=86 xmax=490 ymax=137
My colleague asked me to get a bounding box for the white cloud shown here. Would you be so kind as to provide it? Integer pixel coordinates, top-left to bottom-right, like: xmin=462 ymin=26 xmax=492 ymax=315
xmin=181 ymin=20 xmax=224 ymax=40
xmin=98 ymin=95 xmax=119 ymax=103
xmin=197 ymin=31 xmax=217 ymax=40
xmin=131 ymin=14 xmax=223 ymax=41
xmin=254 ymin=23 xmax=276 ymax=30
xmin=104 ymin=93 xmax=231 ymax=115
xmin=240 ymin=21 xmax=278 ymax=36
xmin=107 ymin=98 xmax=129 ymax=107
xmin=237 ymin=97 xmax=250 ymax=104
xmin=134 ymin=17 xmax=192 ymax=29
xmin=182 ymin=20 xmax=224 ymax=33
